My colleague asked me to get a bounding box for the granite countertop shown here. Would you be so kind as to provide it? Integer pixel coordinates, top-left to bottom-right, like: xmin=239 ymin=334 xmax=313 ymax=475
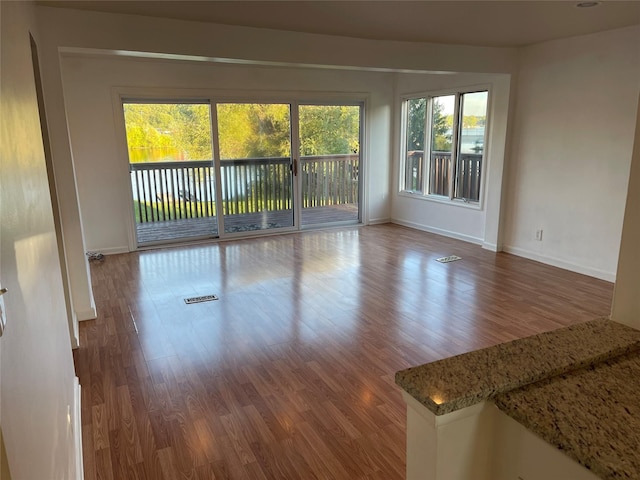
xmin=395 ymin=317 xmax=640 ymax=480
xmin=494 ymin=352 xmax=640 ymax=480
xmin=395 ymin=318 xmax=640 ymax=415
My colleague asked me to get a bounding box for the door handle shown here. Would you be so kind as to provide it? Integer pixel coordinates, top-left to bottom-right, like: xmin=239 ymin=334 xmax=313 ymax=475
xmin=292 ymin=158 xmax=298 ymax=176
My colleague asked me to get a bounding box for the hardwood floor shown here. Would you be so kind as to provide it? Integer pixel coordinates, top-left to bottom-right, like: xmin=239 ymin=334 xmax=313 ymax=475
xmin=76 ymin=224 xmax=614 ymax=480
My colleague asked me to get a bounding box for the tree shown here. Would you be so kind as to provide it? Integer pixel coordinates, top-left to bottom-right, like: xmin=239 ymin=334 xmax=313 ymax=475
xmin=217 ymin=103 xmax=291 ymax=159
xmin=431 ymin=100 xmax=452 ymax=151
xmin=406 ymin=97 xmax=452 ymax=152
xmin=123 ymin=103 xmax=213 ymax=162
xmin=125 ymin=102 xmax=361 ymax=162
xmin=171 ymin=104 xmax=213 ymax=160
xmin=406 ymin=98 xmax=426 ymax=151
xmin=299 ymin=105 xmax=360 ymax=156
xmin=245 ymin=104 xmax=291 ymax=158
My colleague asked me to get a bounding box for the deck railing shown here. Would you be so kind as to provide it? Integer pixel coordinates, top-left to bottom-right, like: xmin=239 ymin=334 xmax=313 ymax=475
xmin=130 ymin=154 xmax=359 ymax=223
xmin=456 ymin=153 xmax=482 ymax=201
xmin=301 ymin=154 xmax=359 ymax=207
xmin=406 ymin=151 xmax=482 ymax=201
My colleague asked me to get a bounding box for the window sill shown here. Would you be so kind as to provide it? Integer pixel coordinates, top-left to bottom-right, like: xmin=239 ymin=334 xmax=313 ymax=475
xmin=398 ymin=190 xmax=483 ymax=211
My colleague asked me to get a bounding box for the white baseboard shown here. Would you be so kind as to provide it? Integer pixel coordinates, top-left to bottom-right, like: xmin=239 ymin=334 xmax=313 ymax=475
xmin=502 ymin=245 xmax=616 ymax=282
xmin=76 ymin=307 xmax=97 ymax=321
xmin=392 ymin=219 xmax=484 ymax=245
xmin=482 ymin=242 xmax=503 ymax=252
xmin=74 ymin=377 xmax=84 ymax=480
xmin=368 ymin=217 xmax=391 ymax=225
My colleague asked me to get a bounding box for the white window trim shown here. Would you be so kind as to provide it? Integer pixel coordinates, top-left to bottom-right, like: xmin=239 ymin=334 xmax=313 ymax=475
xmin=399 ymin=85 xmax=491 ymax=210
xmin=398 ymin=189 xmax=484 ymax=210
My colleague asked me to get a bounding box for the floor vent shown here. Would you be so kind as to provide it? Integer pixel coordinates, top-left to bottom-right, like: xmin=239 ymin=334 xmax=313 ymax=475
xmin=436 ymin=255 xmax=462 ymax=263
xmin=184 ymin=294 xmax=219 ymax=304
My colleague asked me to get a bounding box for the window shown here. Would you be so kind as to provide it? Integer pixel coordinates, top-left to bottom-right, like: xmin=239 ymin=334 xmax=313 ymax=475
xmin=402 ymin=90 xmax=488 ymax=203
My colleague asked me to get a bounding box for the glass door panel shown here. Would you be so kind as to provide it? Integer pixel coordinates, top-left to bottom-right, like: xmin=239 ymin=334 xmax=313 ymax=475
xmin=455 ymin=91 xmax=488 ymax=202
xmin=298 ymin=104 xmax=361 ymax=227
xmin=123 ymin=102 xmax=218 ymax=245
xmin=216 ymin=103 xmax=294 ymax=234
xmin=428 ymin=95 xmax=455 ymax=197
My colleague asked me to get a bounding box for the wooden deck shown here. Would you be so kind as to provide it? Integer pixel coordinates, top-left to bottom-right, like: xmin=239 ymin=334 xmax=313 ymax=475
xmin=136 ymin=204 xmax=359 ymax=244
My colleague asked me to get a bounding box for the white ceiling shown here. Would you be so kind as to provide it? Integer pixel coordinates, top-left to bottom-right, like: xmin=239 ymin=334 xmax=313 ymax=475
xmin=39 ymin=1 xmax=640 ymax=48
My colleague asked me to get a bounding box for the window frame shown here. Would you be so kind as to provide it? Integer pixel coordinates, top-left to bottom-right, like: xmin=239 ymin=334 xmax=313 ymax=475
xmin=399 ymin=86 xmax=490 ymax=209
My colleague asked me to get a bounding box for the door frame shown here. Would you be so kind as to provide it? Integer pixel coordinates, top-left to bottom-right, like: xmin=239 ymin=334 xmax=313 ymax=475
xmin=212 ymin=100 xmax=299 ymax=239
xmin=113 ymin=88 xmax=368 ymax=251
xmin=119 ymin=97 xmax=220 ymax=247
xmin=30 ymin=33 xmax=80 ymax=347
xmin=296 ymin=100 xmax=365 ymax=230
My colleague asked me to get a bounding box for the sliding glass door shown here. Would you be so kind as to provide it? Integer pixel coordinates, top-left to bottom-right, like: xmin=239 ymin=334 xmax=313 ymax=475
xmin=123 ymin=99 xmax=362 ymax=247
xmin=298 ymin=104 xmax=361 ymax=227
xmin=215 ymin=103 xmax=294 ymax=234
xmin=123 ymin=101 xmax=218 ymax=245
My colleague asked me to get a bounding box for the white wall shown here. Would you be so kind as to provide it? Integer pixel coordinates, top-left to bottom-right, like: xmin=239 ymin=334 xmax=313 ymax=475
xmin=59 ymin=54 xmax=394 ymax=252
xmin=611 ymin=96 xmax=640 ymax=329
xmin=36 ymin=5 xmax=640 ymax=283
xmin=0 ymin=2 xmax=80 ymax=479
xmin=391 ymin=72 xmax=512 ymax=248
xmin=35 ymin=6 xmax=517 ymax=316
xmin=503 ymin=26 xmax=640 ymax=281
xmin=34 ymin=14 xmax=96 ymax=324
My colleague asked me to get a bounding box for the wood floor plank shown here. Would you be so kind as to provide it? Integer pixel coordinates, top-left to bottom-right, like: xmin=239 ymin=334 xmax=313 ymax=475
xmin=77 ymin=224 xmax=614 ymax=479
xmin=156 ymin=447 xmax=179 ymax=480
xmin=92 ymin=404 xmax=109 ymax=451
xmin=116 ymin=385 xmax=144 ymax=465
xmin=219 ymin=414 xmax=258 ymax=465
xmin=295 ymin=420 xmax=353 ymax=479
xmin=246 ymin=441 xmax=300 ymax=480
xmin=82 ymin=424 xmax=97 ymax=480
xmin=94 ymin=447 xmax=115 ymax=480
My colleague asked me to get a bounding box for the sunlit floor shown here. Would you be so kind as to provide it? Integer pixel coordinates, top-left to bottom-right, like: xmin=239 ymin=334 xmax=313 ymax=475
xmin=77 ymin=224 xmax=613 ymax=479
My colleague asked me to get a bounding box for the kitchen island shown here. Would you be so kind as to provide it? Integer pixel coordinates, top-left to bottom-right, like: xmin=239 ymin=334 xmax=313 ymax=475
xmin=395 ymin=318 xmax=640 ymax=480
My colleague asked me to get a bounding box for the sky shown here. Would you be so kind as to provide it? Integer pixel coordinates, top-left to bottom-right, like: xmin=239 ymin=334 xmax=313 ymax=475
xmin=436 ymin=91 xmax=488 ymax=117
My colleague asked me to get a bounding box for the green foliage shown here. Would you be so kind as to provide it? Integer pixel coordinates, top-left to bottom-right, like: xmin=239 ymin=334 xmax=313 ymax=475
xmin=406 ymin=97 xmax=451 ymax=152
xmin=406 ymin=97 xmax=426 ymax=151
xmin=217 ymin=104 xmax=360 ymax=159
xmin=133 ymin=200 xmax=160 ymax=223
xmin=124 ymin=103 xmax=212 ymax=162
xmin=299 ymin=105 xmax=360 ymax=156
xmin=462 ymin=115 xmax=485 ymax=128
xmin=215 ymin=103 xmax=252 ymax=159
xmin=431 ymin=100 xmax=453 ymax=152
xmin=133 ymin=199 xmax=217 ymax=222
xmin=217 ymin=103 xmax=291 ymax=159
xmin=126 ymin=102 xmax=361 ymax=162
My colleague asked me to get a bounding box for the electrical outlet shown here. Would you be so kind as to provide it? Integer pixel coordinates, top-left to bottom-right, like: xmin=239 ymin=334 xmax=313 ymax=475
xmin=535 ymin=229 xmax=543 ymax=241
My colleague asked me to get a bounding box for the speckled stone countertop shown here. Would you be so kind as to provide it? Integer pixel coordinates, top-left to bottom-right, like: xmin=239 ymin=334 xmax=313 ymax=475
xmin=395 ymin=318 xmax=640 ymax=415
xmin=494 ymin=352 xmax=640 ymax=480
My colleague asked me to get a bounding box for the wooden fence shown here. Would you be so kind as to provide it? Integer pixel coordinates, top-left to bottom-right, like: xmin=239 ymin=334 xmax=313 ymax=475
xmin=405 ymin=151 xmax=481 ymax=201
